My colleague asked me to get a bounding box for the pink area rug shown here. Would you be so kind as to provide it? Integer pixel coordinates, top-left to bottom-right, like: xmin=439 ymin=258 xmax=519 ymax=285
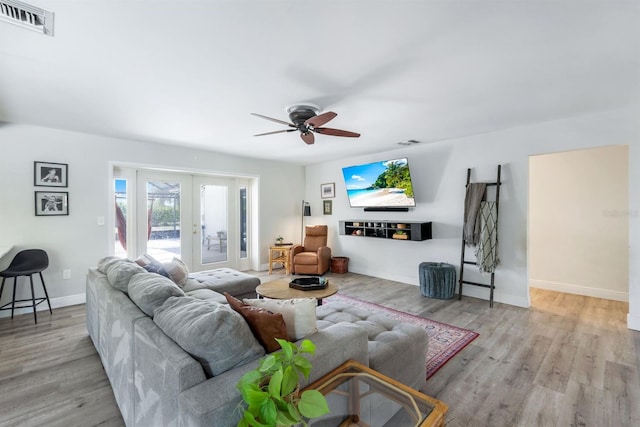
xmin=324 ymin=293 xmax=479 ymax=380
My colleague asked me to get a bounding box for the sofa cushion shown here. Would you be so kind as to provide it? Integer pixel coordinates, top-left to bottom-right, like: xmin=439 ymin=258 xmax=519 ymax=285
xmin=224 ymin=293 xmax=288 ymax=353
xmin=184 ymin=268 xmax=260 ymax=296
xmin=244 ymin=297 xmax=317 ymax=341
xmin=106 ymin=261 xmax=146 ymax=293
xmin=185 ymin=289 xmax=227 ymax=304
xmin=98 ymin=256 xmax=131 ymax=274
xmin=153 ymin=296 xmax=264 ymax=377
xmin=316 ymin=301 xmax=428 ymax=390
xmin=128 ymin=273 xmax=185 ymax=317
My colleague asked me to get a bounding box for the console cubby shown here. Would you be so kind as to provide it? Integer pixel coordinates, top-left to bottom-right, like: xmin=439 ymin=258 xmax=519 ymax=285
xmin=339 ymin=220 xmax=432 ymax=241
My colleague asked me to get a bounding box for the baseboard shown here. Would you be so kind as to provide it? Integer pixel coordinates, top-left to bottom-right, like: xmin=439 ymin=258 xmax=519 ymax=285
xmin=529 ymin=279 xmax=628 ymax=302
xmin=627 ymin=313 xmax=640 ymax=331
xmin=0 ymin=293 xmax=85 ymax=319
xmin=349 ymin=266 xmax=530 ymax=308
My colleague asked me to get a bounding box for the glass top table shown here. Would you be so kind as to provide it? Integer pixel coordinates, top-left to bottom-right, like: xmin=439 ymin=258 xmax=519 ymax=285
xmin=304 ymin=359 xmax=447 ymax=427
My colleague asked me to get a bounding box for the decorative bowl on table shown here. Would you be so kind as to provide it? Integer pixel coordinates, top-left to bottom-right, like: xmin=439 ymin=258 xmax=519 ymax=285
xmin=289 ymin=277 xmax=328 ymax=291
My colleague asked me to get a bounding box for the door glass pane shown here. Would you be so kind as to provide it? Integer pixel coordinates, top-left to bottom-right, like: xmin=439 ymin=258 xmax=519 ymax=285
xmin=200 ymin=184 xmax=228 ymax=264
xmin=115 ymin=179 xmax=128 ymax=258
xmin=147 ymin=181 xmax=181 ymax=263
xmin=240 ymin=186 xmax=247 ymax=259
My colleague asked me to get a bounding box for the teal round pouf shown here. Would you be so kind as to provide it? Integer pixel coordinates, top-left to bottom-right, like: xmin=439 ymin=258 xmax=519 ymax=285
xmin=419 ymin=262 xmax=456 ymax=299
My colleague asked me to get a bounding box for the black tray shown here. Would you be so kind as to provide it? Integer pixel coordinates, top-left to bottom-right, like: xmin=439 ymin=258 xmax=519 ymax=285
xmin=289 ymin=277 xmax=328 ymax=291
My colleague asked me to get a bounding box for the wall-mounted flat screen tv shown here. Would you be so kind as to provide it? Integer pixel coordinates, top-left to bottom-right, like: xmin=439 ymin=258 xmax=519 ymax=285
xmin=342 ymin=158 xmax=416 ymax=208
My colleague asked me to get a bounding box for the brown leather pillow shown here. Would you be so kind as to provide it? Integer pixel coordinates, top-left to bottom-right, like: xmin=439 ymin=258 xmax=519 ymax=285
xmin=224 ymin=292 xmax=288 ymax=353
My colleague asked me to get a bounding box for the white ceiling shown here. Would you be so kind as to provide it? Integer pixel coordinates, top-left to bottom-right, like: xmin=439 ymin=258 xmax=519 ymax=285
xmin=1 ymin=0 xmax=638 ymax=165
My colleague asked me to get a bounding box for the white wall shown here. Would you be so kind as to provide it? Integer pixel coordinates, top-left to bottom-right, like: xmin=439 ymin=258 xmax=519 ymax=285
xmin=2 ymin=105 xmax=638 ymax=331
xmin=0 ymin=124 xmax=304 ymax=314
xmin=305 ymin=107 xmax=640 ymax=321
xmin=529 ymin=146 xmax=628 ymax=301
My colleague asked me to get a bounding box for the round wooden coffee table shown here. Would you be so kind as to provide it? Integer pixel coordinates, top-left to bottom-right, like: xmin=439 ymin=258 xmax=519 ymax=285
xmin=256 ymin=278 xmax=338 ymax=305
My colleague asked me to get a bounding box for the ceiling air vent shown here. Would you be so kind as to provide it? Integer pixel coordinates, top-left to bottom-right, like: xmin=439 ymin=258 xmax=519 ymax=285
xmin=0 ymin=0 xmax=54 ymax=36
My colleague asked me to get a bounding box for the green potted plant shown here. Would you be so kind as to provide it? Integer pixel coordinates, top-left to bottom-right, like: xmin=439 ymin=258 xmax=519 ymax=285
xmin=236 ymin=339 xmax=329 ymax=427
xmin=275 ymin=236 xmax=284 ymax=245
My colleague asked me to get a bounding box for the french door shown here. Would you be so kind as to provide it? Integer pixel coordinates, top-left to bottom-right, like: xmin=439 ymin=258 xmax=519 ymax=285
xmin=118 ymin=170 xmax=249 ymax=271
xmin=136 ymin=172 xmax=193 ymax=265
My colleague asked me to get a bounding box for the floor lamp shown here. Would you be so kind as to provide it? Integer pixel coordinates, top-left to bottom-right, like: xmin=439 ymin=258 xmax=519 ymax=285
xmin=300 ymin=200 xmax=311 ymax=244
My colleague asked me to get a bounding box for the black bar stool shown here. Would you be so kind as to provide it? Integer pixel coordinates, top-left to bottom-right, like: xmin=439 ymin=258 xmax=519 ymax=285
xmin=0 ymin=249 xmax=52 ymax=324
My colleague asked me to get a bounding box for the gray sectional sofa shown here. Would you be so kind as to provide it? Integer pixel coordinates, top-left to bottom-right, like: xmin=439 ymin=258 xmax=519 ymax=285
xmin=86 ymin=257 xmax=428 ymax=426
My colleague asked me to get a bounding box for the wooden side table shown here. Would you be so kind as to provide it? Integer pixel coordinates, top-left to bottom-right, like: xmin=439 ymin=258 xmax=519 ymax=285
xmin=304 ymin=359 xmax=447 ymax=426
xmin=268 ymin=245 xmax=293 ymax=274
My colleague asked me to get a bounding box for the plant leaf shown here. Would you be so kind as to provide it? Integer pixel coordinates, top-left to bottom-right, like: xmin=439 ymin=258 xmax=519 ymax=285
xmin=276 ymin=338 xmax=295 ymax=359
xmin=298 ymin=390 xmax=330 ymax=418
xmin=243 ymin=387 xmax=268 ymax=408
xmin=259 ymin=355 xmax=276 ymax=373
xmin=259 ymin=398 xmax=277 ymax=426
xmin=238 ymin=370 xmax=264 ymax=388
xmin=281 ymin=366 xmax=298 ymax=396
xmin=268 ymin=368 xmax=283 ymax=397
xmin=241 ymin=411 xmax=271 ymax=427
xmin=293 ymin=355 xmax=312 ymax=379
xmin=299 ymin=339 xmax=316 ymax=355
xmin=286 ymin=402 xmax=302 ymax=422
xmin=276 ymin=409 xmax=299 ymax=426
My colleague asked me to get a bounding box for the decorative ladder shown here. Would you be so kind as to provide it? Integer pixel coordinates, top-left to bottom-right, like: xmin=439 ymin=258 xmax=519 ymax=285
xmin=458 ymin=165 xmax=502 ymax=307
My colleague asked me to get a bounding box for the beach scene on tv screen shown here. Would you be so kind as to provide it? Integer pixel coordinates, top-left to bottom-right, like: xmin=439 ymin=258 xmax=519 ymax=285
xmin=342 ymin=158 xmax=416 ymax=207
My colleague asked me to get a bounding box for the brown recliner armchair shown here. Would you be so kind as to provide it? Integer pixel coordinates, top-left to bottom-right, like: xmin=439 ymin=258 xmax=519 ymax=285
xmin=291 ymin=225 xmax=331 ymax=275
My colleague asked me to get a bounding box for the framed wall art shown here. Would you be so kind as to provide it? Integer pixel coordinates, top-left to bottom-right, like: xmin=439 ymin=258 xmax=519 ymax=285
xmin=321 ymin=182 xmax=335 ymax=199
xmin=323 ymin=200 xmax=332 ymax=215
xmin=35 ymin=191 xmax=69 ymax=216
xmin=34 ymin=161 xmax=68 ymax=187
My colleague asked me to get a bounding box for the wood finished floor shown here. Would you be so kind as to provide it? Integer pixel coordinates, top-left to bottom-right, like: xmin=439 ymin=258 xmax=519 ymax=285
xmin=1 ymin=270 xmax=638 ymax=426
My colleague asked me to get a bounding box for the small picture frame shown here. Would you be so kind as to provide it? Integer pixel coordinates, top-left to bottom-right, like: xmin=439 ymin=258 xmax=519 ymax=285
xmin=321 ymin=182 xmax=335 ymax=199
xmin=34 ymin=161 xmax=68 ymax=187
xmin=35 ymin=191 xmax=69 ymax=216
xmin=323 ymin=200 xmax=332 ymax=215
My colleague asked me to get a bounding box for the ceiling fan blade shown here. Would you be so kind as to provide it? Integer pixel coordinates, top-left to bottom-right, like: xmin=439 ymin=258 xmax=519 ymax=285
xmin=254 ymin=129 xmax=297 ymax=137
xmin=305 ymin=111 xmax=337 ymax=128
xmin=251 ymin=113 xmax=295 ymax=127
xmin=314 ymin=127 xmax=361 ymax=138
xmin=300 ymin=132 xmax=315 ymax=145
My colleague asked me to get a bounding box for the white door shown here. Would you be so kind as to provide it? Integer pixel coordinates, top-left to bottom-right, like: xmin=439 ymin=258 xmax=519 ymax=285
xmin=136 ymin=172 xmax=193 ymax=265
xmin=192 ymin=176 xmax=251 ymax=271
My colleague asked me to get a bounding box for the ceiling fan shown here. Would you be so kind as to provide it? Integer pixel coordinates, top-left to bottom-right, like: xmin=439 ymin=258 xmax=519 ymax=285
xmin=251 ymin=103 xmax=360 ymax=145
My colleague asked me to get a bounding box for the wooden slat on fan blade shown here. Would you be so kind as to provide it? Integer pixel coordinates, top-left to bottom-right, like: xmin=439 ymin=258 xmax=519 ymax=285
xmin=314 ymin=127 xmax=360 ymax=137
xmin=250 ymin=113 xmax=295 ymax=127
xmin=301 ymin=132 xmax=315 ymax=145
xmin=254 ymin=129 xmax=297 ymax=137
xmin=305 ymin=111 xmax=336 ymax=127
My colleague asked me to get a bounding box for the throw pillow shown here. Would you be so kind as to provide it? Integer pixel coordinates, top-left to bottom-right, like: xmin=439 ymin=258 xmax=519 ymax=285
xmin=134 ymin=253 xmax=166 ymax=275
xmin=105 ymin=261 xmax=146 ymax=293
xmin=162 ymin=257 xmax=189 ymax=287
xmin=245 ymin=297 xmax=318 ymax=341
xmin=154 ymin=296 xmax=264 ymax=377
xmin=224 ymin=293 xmax=288 ymax=353
xmin=128 ymin=272 xmax=185 ymax=317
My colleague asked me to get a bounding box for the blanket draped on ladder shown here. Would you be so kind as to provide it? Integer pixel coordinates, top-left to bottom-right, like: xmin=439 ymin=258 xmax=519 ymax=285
xmin=475 ymin=201 xmax=499 ymax=273
xmin=463 ymin=183 xmax=486 ymax=246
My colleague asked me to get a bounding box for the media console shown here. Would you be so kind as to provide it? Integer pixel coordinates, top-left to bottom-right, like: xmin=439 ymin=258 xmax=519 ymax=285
xmin=339 ymin=220 xmax=432 ymax=241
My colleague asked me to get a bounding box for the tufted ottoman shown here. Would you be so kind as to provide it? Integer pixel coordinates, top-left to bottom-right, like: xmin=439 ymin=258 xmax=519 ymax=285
xmin=315 ymin=301 xmax=427 ymax=391
xmin=182 ymin=268 xmax=260 ymax=299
